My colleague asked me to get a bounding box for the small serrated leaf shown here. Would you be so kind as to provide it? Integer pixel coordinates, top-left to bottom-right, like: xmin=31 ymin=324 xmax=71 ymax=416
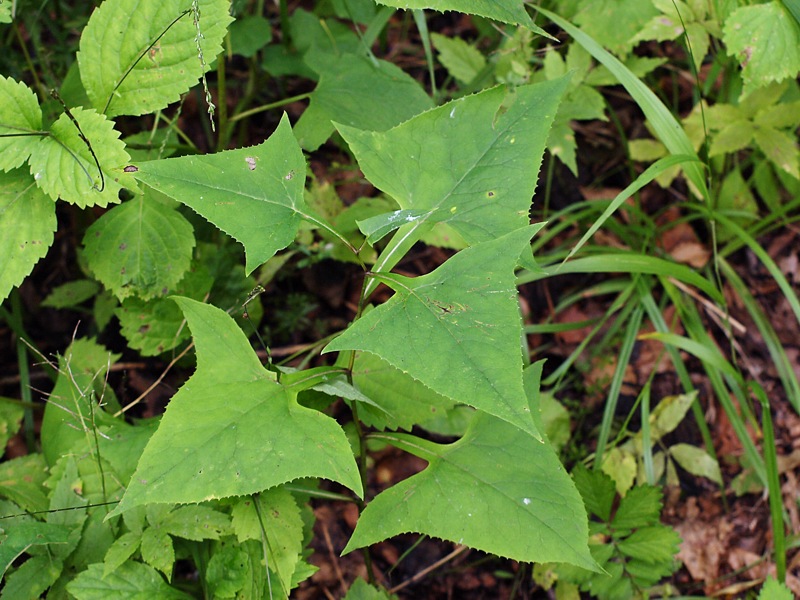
xmin=160 ymin=505 xmax=231 ymax=541
xmin=611 ymin=485 xmax=663 ymax=530
xmin=0 ymin=75 xmax=42 ymax=171
xmin=431 ymin=32 xmax=487 ymax=84
xmin=103 ymin=531 xmax=142 ymax=578
xmin=0 ymin=169 xmax=56 ymax=303
xmin=83 ymin=192 xmax=195 ymax=300
xmin=140 ymin=527 xmax=175 ymax=579
xmin=616 ymin=525 xmax=681 ymax=564
xmin=29 ymin=107 xmax=136 ymax=207
xmin=78 ymin=0 xmax=233 ymax=117
xmin=66 ymin=562 xmax=193 ymax=599
xmin=571 ymin=464 xmax=616 ymax=522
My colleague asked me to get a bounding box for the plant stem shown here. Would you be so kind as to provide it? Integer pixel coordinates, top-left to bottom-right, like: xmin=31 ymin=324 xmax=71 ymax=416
xmin=229 ymin=92 xmax=312 ymax=123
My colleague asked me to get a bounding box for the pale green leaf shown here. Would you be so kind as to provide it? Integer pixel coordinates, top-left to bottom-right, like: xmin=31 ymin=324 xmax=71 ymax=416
xmin=0 ymin=76 xmax=42 ymax=171
xmin=669 ymin=443 xmax=722 ymax=484
xmin=40 ymin=338 xmax=121 ymax=467
xmin=0 ymin=169 xmax=56 ymax=303
xmin=0 ymin=554 xmax=62 ymax=600
xmin=338 ymin=79 xmax=568 ymax=249
xmin=110 ymin=298 xmax=362 ymax=516
xmin=600 ymin=447 xmax=637 ymax=496
xmin=351 ymin=352 xmax=454 ymax=431
xmin=573 ymin=0 xmax=659 ymax=56
xmin=0 ymin=522 xmax=70 ymax=578
xmin=0 ymin=1 xmax=11 ymax=23
xmin=723 ymin=3 xmax=800 ymax=94
xmin=29 ymin=107 xmax=136 ymax=207
xmin=375 ymin=0 xmax=550 ymax=37
xmin=294 ymin=52 xmax=433 ymax=151
xmin=710 ymin=119 xmax=754 ymax=156
xmin=345 ymin=578 xmax=397 ymax=600
xmin=357 ymin=209 xmax=430 ymax=244
xmin=0 ymin=399 xmax=24 ymax=458
xmin=326 ymin=228 xmax=539 ymax=438
xmin=754 ymin=126 xmax=800 ymax=179
xmin=758 ymin=576 xmax=795 ymax=600
xmin=206 ymin=543 xmax=249 ymax=598
xmin=115 ymin=267 xmax=213 ymax=356
xmin=617 ymin=525 xmax=681 ymax=564
xmin=160 ymin=505 xmax=231 ymax=541
xmin=345 ymin=412 xmax=597 ymax=569
xmin=83 ymin=193 xmax=195 ymax=301
xmin=41 ymin=280 xmax=100 ymax=308
xmin=230 ymin=488 xmax=303 ymax=596
xmin=645 ymin=392 xmax=696 ymax=443
xmin=140 ymin=528 xmax=174 ymax=579
xmin=102 ymin=532 xmax=142 ymax=578
xmin=755 ymin=100 xmax=800 ymax=129
xmin=78 ymin=0 xmax=233 ymax=117
xmin=66 ymin=562 xmax=193 ymax=599
xmin=0 ymin=455 xmax=49 ymax=514
xmin=133 ymin=114 xmax=308 ymax=274
xmin=431 ymin=32 xmax=486 ymax=84
xmin=611 ymin=485 xmax=662 ymax=530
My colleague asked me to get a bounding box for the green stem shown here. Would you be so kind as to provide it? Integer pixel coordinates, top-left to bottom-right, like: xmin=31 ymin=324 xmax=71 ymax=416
xmin=229 ymin=92 xmax=312 ymax=123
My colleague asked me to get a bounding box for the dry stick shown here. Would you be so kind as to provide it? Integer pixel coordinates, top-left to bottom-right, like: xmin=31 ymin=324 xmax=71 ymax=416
xmin=320 ymin=520 xmax=348 ymax=596
xmin=114 ymin=342 xmax=193 ymax=417
xmin=388 ymin=545 xmax=469 ymax=594
xmin=668 ymin=277 xmax=746 ymax=334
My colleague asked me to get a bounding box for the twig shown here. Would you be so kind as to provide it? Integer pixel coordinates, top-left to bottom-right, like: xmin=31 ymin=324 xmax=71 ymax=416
xmin=388 ymin=544 xmax=469 ymax=594
xmin=114 ymin=342 xmax=193 ymax=416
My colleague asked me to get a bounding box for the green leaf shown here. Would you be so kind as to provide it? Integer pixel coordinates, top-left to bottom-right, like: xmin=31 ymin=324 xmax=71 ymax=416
xmin=345 ymin=412 xmax=597 ymax=569
xmin=431 ymin=32 xmax=486 ymax=84
xmin=326 ymin=227 xmax=540 ymax=438
xmin=110 ymin=298 xmax=362 ymax=516
xmin=571 ymin=464 xmax=616 ymax=522
xmin=644 ymin=392 xmax=696 ymax=443
xmin=669 ymin=443 xmax=722 ymax=484
xmin=0 ymin=522 xmax=71 ymax=578
xmin=616 ymin=525 xmax=681 ymax=564
xmin=206 ymin=542 xmax=249 ymax=598
xmin=351 ymin=352 xmax=454 ymax=431
xmin=83 ymin=193 xmax=195 ymax=301
xmin=0 ymin=554 xmax=62 ymax=600
xmin=345 ymin=578 xmax=398 ymax=600
xmin=77 ymin=0 xmax=233 ymax=117
xmin=160 ymin=505 xmax=231 ymax=541
xmin=0 ymin=399 xmax=24 ymax=458
xmin=294 ymin=52 xmax=433 ymax=151
xmin=229 ymin=15 xmax=272 ymax=58
xmin=338 ymin=79 xmax=568 ymax=250
xmin=0 ymin=1 xmax=10 ymax=23
xmin=374 ymin=0 xmax=551 ymax=37
xmin=230 ymin=488 xmax=303 ymax=597
xmin=723 ymin=3 xmax=800 ymax=94
xmin=0 ymin=169 xmax=56 ymax=303
xmin=140 ymin=528 xmax=174 ymax=579
xmin=0 ymin=455 xmax=49 ymax=514
xmin=133 ymin=114 xmax=308 ymax=274
xmin=41 ymin=280 xmax=101 ymax=308
xmin=758 ymin=576 xmax=795 ymax=600
xmin=29 ymin=107 xmax=136 ymax=207
xmin=753 ymin=126 xmax=800 ymax=179
xmin=103 ymin=532 xmax=142 ymax=578
xmin=0 ymin=76 xmax=42 ymax=171
xmin=40 ymin=338 xmax=121 ymax=467
xmin=573 ymin=0 xmax=659 ymax=56
xmin=115 ymin=267 xmax=213 ymax=356
xmin=611 ymin=485 xmax=663 ymax=530
xmin=66 ymin=561 xmax=193 ymax=600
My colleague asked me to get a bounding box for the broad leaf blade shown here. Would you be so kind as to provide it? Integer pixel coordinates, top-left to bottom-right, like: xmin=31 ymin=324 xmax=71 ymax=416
xmin=78 ymin=0 xmax=232 ymax=117
xmin=338 ymin=79 xmax=567 ymax=248
xmin=133 ymin=114 xmax=307 ymax=274
xmin=0 ymin=76 xmax=42 ymax=171
xmin=326 ymin=227 xmax=539 ymax=438
xmin=29 ymin=107 xmax=136 ymax=207
xmin=66 ymin=562 xmax=193 ymax=600
xmin=0 ymin=169 xmax=56 ymax=303
xmin=294 ymin=52 xmax=433 ymax=151
xmin=111 ymin=298 xmax=361 ymax=516
xmin=83 ymin=192 xmax=195 ymax=301
xmin=345 ymin=412 xmax=597 ymax=569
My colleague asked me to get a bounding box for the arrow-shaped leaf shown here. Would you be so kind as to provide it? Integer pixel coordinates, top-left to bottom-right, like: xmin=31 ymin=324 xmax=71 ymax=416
xmin=132 ymin=114 xmax=311 ymax=274
xmin=344 ymin=411 xmax=597 ymax=569
xmin=111 ymin=298 xmax=362 ymax=516
xmin=325 ymin=227 xmax=539 ymax=438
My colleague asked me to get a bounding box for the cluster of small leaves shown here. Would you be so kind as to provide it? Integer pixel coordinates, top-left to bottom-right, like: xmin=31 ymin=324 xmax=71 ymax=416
xmin=552 ymin=466 xmax=682 ymax=600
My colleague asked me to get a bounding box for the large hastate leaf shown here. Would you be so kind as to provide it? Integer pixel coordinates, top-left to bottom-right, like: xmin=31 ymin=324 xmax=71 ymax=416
xmin=133 ymin=114 xmax=308 ymax=274
xmin=344 ymin=412 xmax=597 ymax=569
xmin=78 ymin=0 xmax=232 ymax=117
xmin=28 ymin=107 xmax=137 ymax=207
xmin=325 ymin=227 xmax=539 ymax=438
xmin=0 ymin=169 xmax=56 ymax=303
xmin=83 ymin=191 xmax=195 ymax=300
xmin=294 ymin=51 xmax=433 ymax=151
xmin=0 ymin=76 xmax=42 ymax=171
xmin=337 ymin=78 xmax=568 ymax=247
xmin=110 ymin=298 xmax=361 ymax=516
